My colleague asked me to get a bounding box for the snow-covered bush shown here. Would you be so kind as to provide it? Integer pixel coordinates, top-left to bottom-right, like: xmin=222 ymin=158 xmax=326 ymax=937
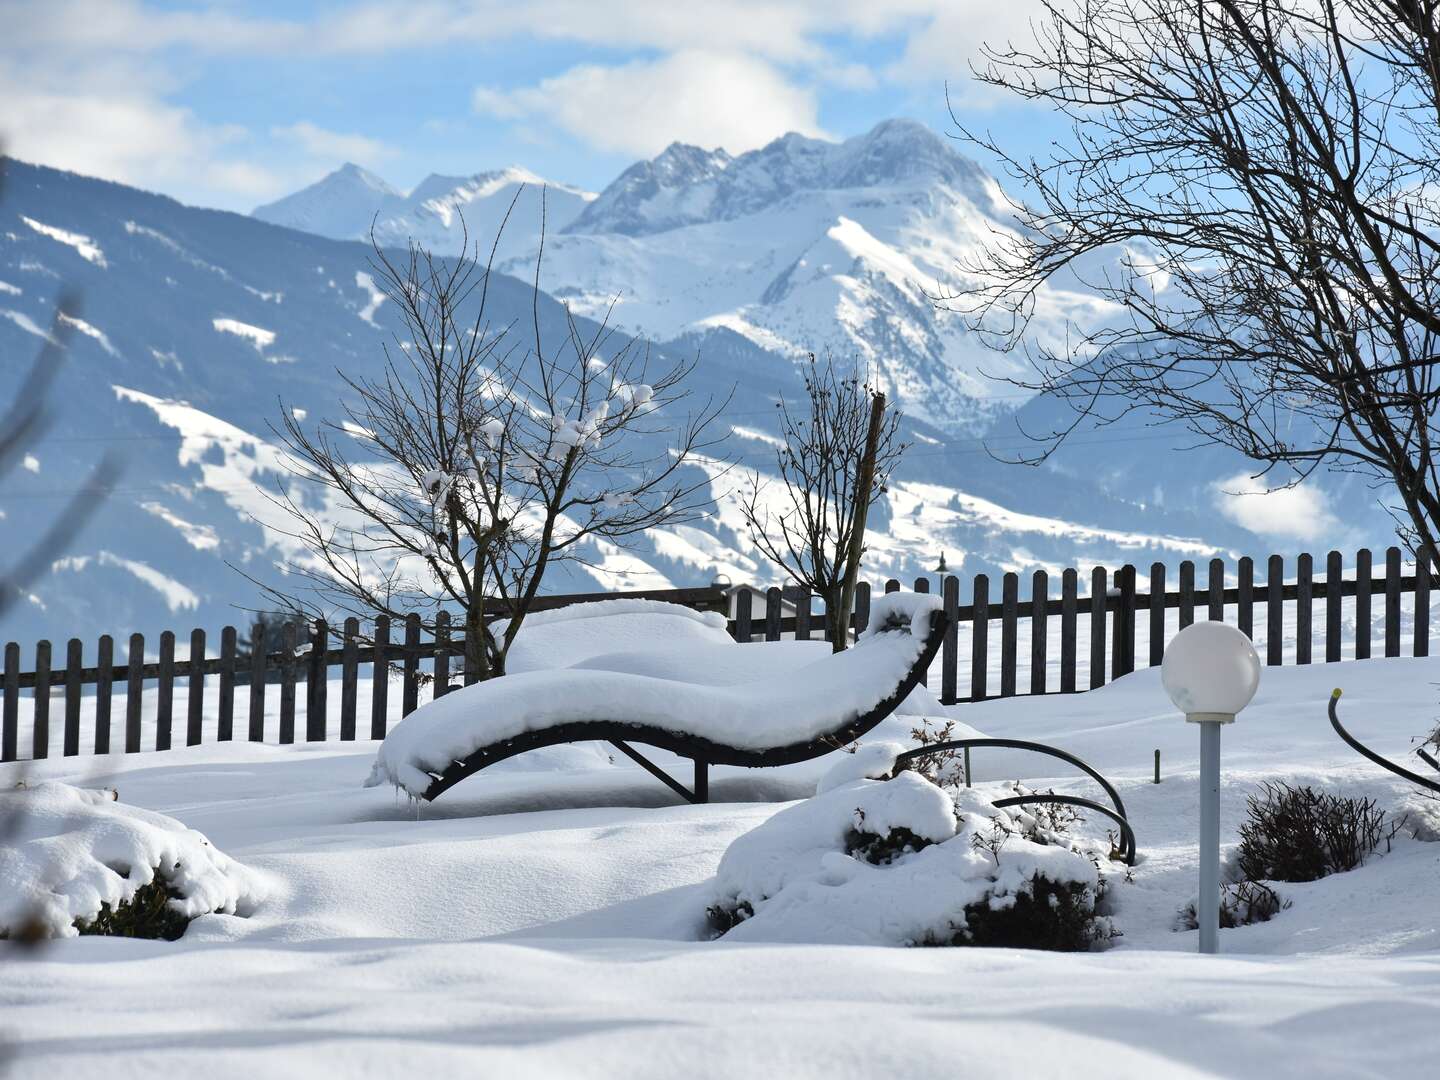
xmin=1235 ymin=782 xmax=1399 ymax=882
xmin=705 ymin=762 xmax=1115 ymax=950
xmin=1401 ymin=795 xmax=1440 ymax=842
xmin=0 ymin=782 xmax=262 ymax=940
xmin=1178 ymin=880 xmax=1290 ymax=931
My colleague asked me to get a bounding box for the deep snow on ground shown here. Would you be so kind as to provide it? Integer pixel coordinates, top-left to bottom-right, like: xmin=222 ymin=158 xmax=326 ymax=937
xmin=3 ymin=644 xmax=1440 ymax=1077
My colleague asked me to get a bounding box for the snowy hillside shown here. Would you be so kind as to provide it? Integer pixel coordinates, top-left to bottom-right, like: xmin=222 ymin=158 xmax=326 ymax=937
xmin=0 ymin=158 xmax=1378 ymax=648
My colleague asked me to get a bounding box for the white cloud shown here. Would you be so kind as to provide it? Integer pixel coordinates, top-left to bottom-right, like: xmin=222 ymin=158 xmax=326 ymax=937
xmin=474 ymin=50 xmax=827 ymax=157
xmin=1212 ymin=474 xmax=1340 ymax=542
xmin=271 ymin=122 xmax=396 ymax=168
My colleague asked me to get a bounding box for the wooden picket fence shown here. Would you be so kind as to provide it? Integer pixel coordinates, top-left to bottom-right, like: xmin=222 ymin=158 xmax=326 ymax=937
xmin=0 ymin=546 xmax=1432 ymax=762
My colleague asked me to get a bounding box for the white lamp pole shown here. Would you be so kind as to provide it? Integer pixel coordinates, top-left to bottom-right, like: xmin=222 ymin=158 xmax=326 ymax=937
xmin=1161 ymin=621 xmax=1261 ymax=955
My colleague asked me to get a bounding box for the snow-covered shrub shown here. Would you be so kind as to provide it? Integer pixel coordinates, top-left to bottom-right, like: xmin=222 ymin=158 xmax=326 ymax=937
xmin=1401 ymin=795 xmax=1440 ymax=841
xmin=903 ymin=717 xmax=966 ymax=788
xmin=1178 ymin=880 xmax=1290 ymax=931
xmin=0 ymin=782 xmax=262 ymax=940
xmin=705 ymin=767 xmax=1116 ymax=950
xmin=1235 ymin=782 xmax=1399 ymax=882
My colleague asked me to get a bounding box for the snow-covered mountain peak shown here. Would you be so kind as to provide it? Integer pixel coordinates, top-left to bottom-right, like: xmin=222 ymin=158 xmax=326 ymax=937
xmin=252 ymin=163 xmax=404 ymax=237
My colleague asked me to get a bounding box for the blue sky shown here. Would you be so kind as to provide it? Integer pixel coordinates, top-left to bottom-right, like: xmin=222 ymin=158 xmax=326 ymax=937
xmin=0 ymin=0 xmax=1057 ymax=210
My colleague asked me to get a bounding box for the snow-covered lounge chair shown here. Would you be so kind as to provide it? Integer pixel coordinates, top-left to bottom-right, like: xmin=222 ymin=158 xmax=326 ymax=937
xmin=365 ymin=592 xmax=948 ymax=804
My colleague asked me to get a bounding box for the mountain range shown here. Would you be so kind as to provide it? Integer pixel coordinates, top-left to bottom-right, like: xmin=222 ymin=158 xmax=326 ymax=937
xmin=0 ymin=120 xmax=1395 ymax=648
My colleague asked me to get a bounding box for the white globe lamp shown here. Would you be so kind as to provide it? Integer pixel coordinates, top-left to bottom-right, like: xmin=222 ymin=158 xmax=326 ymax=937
xmin=1162 ymin=621 xmax=1261 ymax=955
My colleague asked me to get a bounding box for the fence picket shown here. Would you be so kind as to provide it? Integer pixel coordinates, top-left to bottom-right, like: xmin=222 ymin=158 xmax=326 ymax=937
xmin=1267 ymin=555 xmax=1284 ymax=666
xmin=187 ymin=629 xmax=205 ymax=746
xmin=1089 ymin=567 xmax=1107 ymax=690
xmin=340 ymin=618 xmax=359 ymax=740
xmin=1149 ymin=563 xmax=1165 ymax=666
xmin=1326 ymin=551 xmax=1343 ymax=663
xmin=1238 ymin=557 xmax=1254 ymax=639
xmin=942 ymin=576 xmax=959 ymax=704
xmin=971 ymin=574 xmax=989 ymax=701
xmin=1208 ymin=558 xmax=1224 ymax=621
xmin=855 ymin=582 xmax=871 ymax=635
xmin=63 ymin=638 xmax=81 ymax=757
xmin=95 ymin=634 xmax=113 ymax=754
xmin=32 ymin=641 xmax=51 ymax=759
xmin=1061 ymin=569 xmax=1078 ymax=693
xmin=126 ymin=633 xmax=144 ymax=753
xmin=218 ymin=627 xmax=236 ymax=742
xmin=796 ymin=591 xmax=812 ymax=642
xmin=402 ymin=615 xmax=421 ymax=717
xmin=434 ymin=611 xmax=452 ymax=699
xmin=1179 ymin=561 xmax=1195 ymax=629
xmin=156 ymin=631 xmax=175 ymax=751
xmin=1114 ymin=565 xmax=1136 ymax=677
xmin=1385 ymin=546 xmax=1402 ymax=657
xmin=1296 ymin=553 xmax=1313 ymax=665
xmin=765 ymin=587 xmax=782 ymax=642
xmin=371 ymin=615 xmax=390 ymax=739
xmin=279 ymin=622 xmax=297 ymax=745
xmin=1000 ymin=573 xmax=1018 ymax=697
xmin=1415 ymin=548 xmax=1431 ymax=658
xmin=735 ymin=590 xmax=753 ymax=643
xmin=248 ymin=621 xmax=267 ymax=742
xmin=3 ymin=642 xmax=17 ymax=761
xmin=308 ymin=619 xmax=328 ymax=741
xmin=1030 ymin=570 xmax=1049 ymax=695
xmin=1355 ymin=548 xmax=1372 ymax=660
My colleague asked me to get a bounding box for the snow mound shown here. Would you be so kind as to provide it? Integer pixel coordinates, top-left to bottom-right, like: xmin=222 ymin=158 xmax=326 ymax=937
xmin=367 ymin=592 xmax=944 ymax=796
xmin=497 ymin=599 xmax=731 ymax=674
xmin=707 ymin=772 xmax=1106 ymax=946
xmin=0 ymin=781 xmax=263 ymax=939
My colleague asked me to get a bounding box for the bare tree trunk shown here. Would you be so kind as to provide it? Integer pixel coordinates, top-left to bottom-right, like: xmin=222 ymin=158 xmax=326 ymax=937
xmin=835 ymin=392 xmax=886 ymax=652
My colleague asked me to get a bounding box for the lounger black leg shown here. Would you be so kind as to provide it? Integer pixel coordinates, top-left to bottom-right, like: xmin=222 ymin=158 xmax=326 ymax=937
xmin=693 ymin=758 xmax=709 ymax=803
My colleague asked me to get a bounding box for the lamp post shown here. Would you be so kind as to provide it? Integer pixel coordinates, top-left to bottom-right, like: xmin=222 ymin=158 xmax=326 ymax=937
xmin=1161 ymin=621 xmax=1261 ymax=954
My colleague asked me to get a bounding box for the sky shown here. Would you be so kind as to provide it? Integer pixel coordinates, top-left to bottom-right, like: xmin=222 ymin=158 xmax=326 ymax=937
xmin=0 ymin=0 xmax=1059 ymax=211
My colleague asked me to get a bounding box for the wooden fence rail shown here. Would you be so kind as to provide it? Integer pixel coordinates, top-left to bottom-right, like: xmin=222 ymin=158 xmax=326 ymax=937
xmin=1 ymin=547 xmax=1433 ymax=762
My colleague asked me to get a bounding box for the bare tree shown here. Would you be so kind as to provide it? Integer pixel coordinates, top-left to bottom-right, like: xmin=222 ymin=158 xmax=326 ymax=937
xmin=944 ymin=0 xmax=1440 ymax=562
xmin=256 ymin=203 xmax=726 ymax=680
xmin=739 ymin=355 xmax=904 ymax=649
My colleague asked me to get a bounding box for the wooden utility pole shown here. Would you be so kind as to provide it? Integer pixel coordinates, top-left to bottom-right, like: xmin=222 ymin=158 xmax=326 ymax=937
xmin=835 ymin=391 xmax=886 ymax=651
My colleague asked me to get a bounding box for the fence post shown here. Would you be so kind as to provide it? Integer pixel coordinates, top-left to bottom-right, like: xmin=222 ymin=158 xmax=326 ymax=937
xmin=64 ymin=638 xmax=82 ymax=757
xmin=1149 ymin=562 xmax=1166 ymax=666
xmin=1000 ymin=573 xmax=1018 ymax=697
xmin=33 ymin=640 xmax=50 ymax=760
xmin=796 ymin=591 xmax=812 ymax=642
xmin=248 ymin=621 xmax=267 ymax=742
xmin=886 ymin=578 xmax=900 ymax=594
xmin=855 ymin=582 xmax=871 ymax=635
xmin=1415 ymin=546 xmax=1432 ymax=658
xmin=340 ymin=617 xmax=359 ymax=740
xmin=1267 ymin=555 xmax=1284 ymax=666
xmin=1030 ymin=570 xmax=1049 ymax=695
xmin=3 ymin=642 xmax=17 ymax=762
xmin=95 ymin=634 xmax=113 ymax=755
xmin=126 ymin=632 xmax=144 ymax=753
xmin=1296 ymin=553 xmax=1313 ymax=665
xmin=1089 ymin=567 xmax=1107 ymax=690
xmin=941 ymin=576 xmax=959 ymax=704
xmin=308 ymin=618 xmax=328 ymax=740
xmin=1326 ymin=551 xmax=1343 ymax=663
xmin=1178 ymin=561 xmax=1195 ymax=629
xmin=1208 ymin=558 xmax=1224 ymax=621
xmin=187 ymin=629 xmax=205 ymax=746
xmin=1355 ymin=548 xmax=1372 ymax=660
xmin=156 ymin=631 xmax=175 ymax=751
xmin=218 ymin=626 xmax=236 ymax=741
xmin=1232 ymin=556 xmax=1251 ymax=639
xmin=434 ymin=611 xmax=452 ymax=698
xmin=371 ymin=615 xmax=390 ymax=739
xmin=765 ymin=587 xmax=783 ymax=642
xmin=279 ymin=622 xmax=297 ymax=745
xmin=402 ymin=614 xmax=421 ymax=717
xmin=1061 ymin=569 xmax=1078 ymax=693
xmin=970 ymin=574 xmax=989 ymax=702
xmin=1385 ymin=546 xmax=1402 ymax=657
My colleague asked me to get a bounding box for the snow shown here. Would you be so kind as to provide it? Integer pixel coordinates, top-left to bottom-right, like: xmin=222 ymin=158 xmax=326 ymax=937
xmin=20 ymin=214 xmax=107 ymax=265
xmin=4 ymin=605 xmax=1440 ymax=1075
xmin=58 ymin=310 xmax=120 ymax=357
xmin=0 ymin=278 xmax=21 ymax=295
xmin=353 ymin=270 xmax=385 ymax=324
xmin=22 ymin=453 xmax=39 ymax=474
xmin=367 ymin=594 xmax=944 ymax=795
xmin=0 ymin=781 xmax=262 ymax=939
xmin=211 ymin=316 xmax=276 ymax=350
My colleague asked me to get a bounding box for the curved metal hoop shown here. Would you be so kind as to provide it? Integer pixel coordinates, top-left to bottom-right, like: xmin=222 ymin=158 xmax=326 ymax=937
xmin=991 ymin=794 xmax=1137 ymax=866
xmin=1328 ymin=690 xmax=1440 ymax=795
xmin=891 ymin=737 xmax=1136 ymax=864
